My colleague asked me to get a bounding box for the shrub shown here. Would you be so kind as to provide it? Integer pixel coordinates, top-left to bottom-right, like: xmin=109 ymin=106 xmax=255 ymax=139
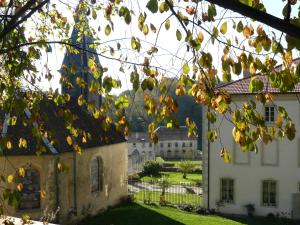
xmin=142 ymin=160 xmax=162 ymax=176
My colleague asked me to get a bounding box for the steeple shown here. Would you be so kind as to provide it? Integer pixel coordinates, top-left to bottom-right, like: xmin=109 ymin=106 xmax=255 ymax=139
xmin=60 ymin=11 xmax=102 ymax=108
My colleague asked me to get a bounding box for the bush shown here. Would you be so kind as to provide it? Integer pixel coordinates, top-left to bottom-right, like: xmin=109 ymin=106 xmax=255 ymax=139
xmin=142 ymin=161 xmax=162 ymax=176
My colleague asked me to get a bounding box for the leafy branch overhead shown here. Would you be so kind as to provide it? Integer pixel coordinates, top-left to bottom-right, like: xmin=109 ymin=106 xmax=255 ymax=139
xmin=0 ymin=0 xmax=300 ymax=211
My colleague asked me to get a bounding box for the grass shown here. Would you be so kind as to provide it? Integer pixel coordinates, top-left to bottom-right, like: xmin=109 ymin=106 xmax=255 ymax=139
xmin=140 ymin=171 xmax=202 ymax=184
xmin=164 ymin=160 xmax=202 ymax=169
xmin=79 ymin=203 xmax=298 ymax=225
xmin=134 ymin=190 xmax=202 ymax=205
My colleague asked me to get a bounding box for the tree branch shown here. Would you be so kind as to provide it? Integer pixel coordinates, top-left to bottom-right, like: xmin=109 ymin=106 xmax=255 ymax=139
xmin=206 ymin=0 xmax=300 ymax=39
xmin=0 ymin=0 xmax=49 ymax=41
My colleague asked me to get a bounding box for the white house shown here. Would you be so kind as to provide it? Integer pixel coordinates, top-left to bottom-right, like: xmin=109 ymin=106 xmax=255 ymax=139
xmin=154 ymin=126 xmax=200 ymax=160
xmin=202 ymin=70 xmax=300 ymax=219
xmin=127 ymin=132 xmax=155 ymax=174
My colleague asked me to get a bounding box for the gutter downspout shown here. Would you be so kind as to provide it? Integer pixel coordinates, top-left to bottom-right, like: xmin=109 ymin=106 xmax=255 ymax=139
xmin=72 ymin=151 xmax=78 ymax=216
xmin=207 ymin=108 xmax=210 ymax=210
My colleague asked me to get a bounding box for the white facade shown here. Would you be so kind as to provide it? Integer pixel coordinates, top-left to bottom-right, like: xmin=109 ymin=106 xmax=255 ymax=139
xmin=154 ymin=139 xmax=199 ymax=160
xmin=203 ymin=94 xmax=300 ymax=219
xmin=127 ymin=132 xmax=155 ymax=174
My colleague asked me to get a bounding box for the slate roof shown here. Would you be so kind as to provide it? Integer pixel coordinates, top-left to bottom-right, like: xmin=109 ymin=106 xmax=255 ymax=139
xmin=2 ymin=98 xmax=125 ymax=156
xmin=127 ymin=132 xmax=151 ymax=143
xmin=218 ymin=58 xmax=300 ymax=95
xmin=154 ymin=126 xmax=197 ymax=141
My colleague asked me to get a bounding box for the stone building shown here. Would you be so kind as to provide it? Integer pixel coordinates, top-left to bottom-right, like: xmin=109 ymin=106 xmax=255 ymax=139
xmin=154 ymin=126 xmax=200 ymax=160
xmin=0 ymin=20 xmax=128 ymax=224
xmin=127 ymin=132 xmax=155 ymax=174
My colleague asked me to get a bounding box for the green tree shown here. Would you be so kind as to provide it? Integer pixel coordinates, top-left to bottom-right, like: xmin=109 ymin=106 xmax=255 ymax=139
xmin=178 ymin=161 xmax=197 ymax=179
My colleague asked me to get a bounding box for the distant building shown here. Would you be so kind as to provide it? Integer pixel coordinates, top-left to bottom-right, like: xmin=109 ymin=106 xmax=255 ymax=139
xmin=127 ymin=132 xmax=155 ymax=174
xmin=154 ymin=126 xmax=200 ymax=160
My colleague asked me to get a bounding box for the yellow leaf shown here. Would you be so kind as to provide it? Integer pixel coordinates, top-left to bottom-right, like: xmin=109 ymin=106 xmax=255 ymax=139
xmin=220 ymin=148 xmax=232 ymax=163
xmin=7 ymin=175 xmax=14 ymax=183
xmin=17 ymin=183 xmax=23 ymax=192
xmin=18 ymin=167 xmax=25 ymax=177
xmin=197 ymin=31 xmax=204 ymax=43
xmin=6 ymin=140 xmax=12 ymax=150
xmin=220 ymin=21 xmax=227 ymax=34
xmin=77 ymin=94 xmax=85 ymax=106
xmin=40 ymin=190 xmax=46 ymax=198
xmin=66 ymin=136 xmax=73 ymax=146
xmin=82 ymin=136 xmax=87 ymax=144
xmin=275 ymin=116 xmax=283 ymax=128
xmin=18 ymin=138 xmax=27 ymax=149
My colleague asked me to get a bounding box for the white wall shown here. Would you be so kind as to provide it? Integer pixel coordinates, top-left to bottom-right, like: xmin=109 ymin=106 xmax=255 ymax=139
xmin=154 ymin=139 xmax=199 ymax=160
xmin=203 ymin=94 xmax=300 ymax=218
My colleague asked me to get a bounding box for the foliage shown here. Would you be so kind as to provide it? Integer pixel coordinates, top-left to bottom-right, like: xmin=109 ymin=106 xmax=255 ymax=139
xmin=141 ymin=171 xmax=202 ymax=185
xmin=178 ymin=161 xmax=197 ymax=179
xmin=1 ymin=0 xmax=300 ymax=215
xmin=142 ymin=160 xmax=162 ymax=176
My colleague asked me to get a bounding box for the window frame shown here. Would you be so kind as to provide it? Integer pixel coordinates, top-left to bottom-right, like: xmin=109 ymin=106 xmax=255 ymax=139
xmin=90 ymin=157 xmax=104 ymax=193
xmin=264 ymin=105 xmax=276 ymax=125
xmin=220 ymin=178 xmax=234 ymax=204
xmin=18 ymin=167 xmax=41 ymax=210
xmin=261 ymin=180 xmax=277 ymax=207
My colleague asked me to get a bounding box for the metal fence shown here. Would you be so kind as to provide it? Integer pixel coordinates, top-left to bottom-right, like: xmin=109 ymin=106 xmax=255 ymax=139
xmin=128 ymin=180 xmax=202 ymax=206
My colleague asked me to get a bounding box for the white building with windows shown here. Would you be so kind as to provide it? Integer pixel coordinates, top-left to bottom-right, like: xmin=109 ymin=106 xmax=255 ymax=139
xmin=127 ymin=132 xmax=155 ymax=174
xmin=202 ymin=71 xmax=300 ymax=219
xmin=154 ymin=126 xmax=200 ymax=160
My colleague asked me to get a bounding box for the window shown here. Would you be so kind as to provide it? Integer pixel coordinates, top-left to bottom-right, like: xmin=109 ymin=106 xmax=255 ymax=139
xmin=265 ymin=106 xmax=275 ymax=123
xmin=182 ymin=142 xmax=185 ymax=147
xmin=175 ymin=142 xmax=178 ymax=147
xmin=133 ymin=143 xmax=136 ymax=147
xmin=220 ymin=178 xmax=234 ymax=203
xmin=298 ymin=183 xmax=300 ymax=192
xmin=149 ymin=143 xmax=152 ymax=147
xmin=142 ymin=142 xmax=145 ymax=148
xmin=18 ymin=168 xmax=40 ymax=210
xmin=160 ymin=143 xmax=164 ymax=148
xmin=160 ymin=150 xmax=164 ymax=157
xmin=183 ymin=150 xmax=186 ymax=153
xmin=190 ymin=142 xmax=192 ymax=147
xmin=262 ymin=180 xmax=277 ymax=206
xmin=167 ymin=150 xmax=172 ymax=158
xmin=175 ymin=150 xmax=179 ymax=158
xmin=168 ymin=143 xmax=171 ymax=148
xmin=91 ymin=157 xmax=103 ymax=193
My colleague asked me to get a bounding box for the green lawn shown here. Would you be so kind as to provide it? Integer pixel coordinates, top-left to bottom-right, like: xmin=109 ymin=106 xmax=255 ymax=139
xmin=79 ymin=203 xmax=298 ymax=225
xmin=134 ymin=190 xmax=202 ymax=205
xmin=164 ymin=160 xmax=202 ymax=169
xmin=141 ymin=172 xmax=202 ymax=184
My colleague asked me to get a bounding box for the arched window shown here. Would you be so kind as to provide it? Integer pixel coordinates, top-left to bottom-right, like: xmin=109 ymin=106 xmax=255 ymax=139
xmin=18 ymin=168 xmax=40 ymax=210
xmin=91 ymin=157 xmax=103 ymax=193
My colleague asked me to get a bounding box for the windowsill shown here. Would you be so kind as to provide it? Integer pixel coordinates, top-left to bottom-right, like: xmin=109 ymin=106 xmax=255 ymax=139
xmin=264 ymin=122 xmax=275 ymax=127
xmin=262 ymin=204 xmax=277 ymax=208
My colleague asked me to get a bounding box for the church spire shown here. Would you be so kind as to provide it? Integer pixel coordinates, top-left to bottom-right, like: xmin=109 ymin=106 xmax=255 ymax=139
xmin=60 ymin=4 xmax=102 ymax=108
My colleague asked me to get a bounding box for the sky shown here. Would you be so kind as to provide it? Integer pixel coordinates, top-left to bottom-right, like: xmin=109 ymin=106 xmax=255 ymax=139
xmin=35 ymin=0 xmax=300 ymax=95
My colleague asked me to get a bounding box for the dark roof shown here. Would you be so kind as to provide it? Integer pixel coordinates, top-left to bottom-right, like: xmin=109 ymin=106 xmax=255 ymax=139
xmin=127 ymin=132 xmax=151 ymax=143
xmin=218 ymin=58 xmax=300 ymax=95
xmin=2 ymin=98 xmax=125 ymax=156
xmin=154 ymin=126 xmax=197 ymax=141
